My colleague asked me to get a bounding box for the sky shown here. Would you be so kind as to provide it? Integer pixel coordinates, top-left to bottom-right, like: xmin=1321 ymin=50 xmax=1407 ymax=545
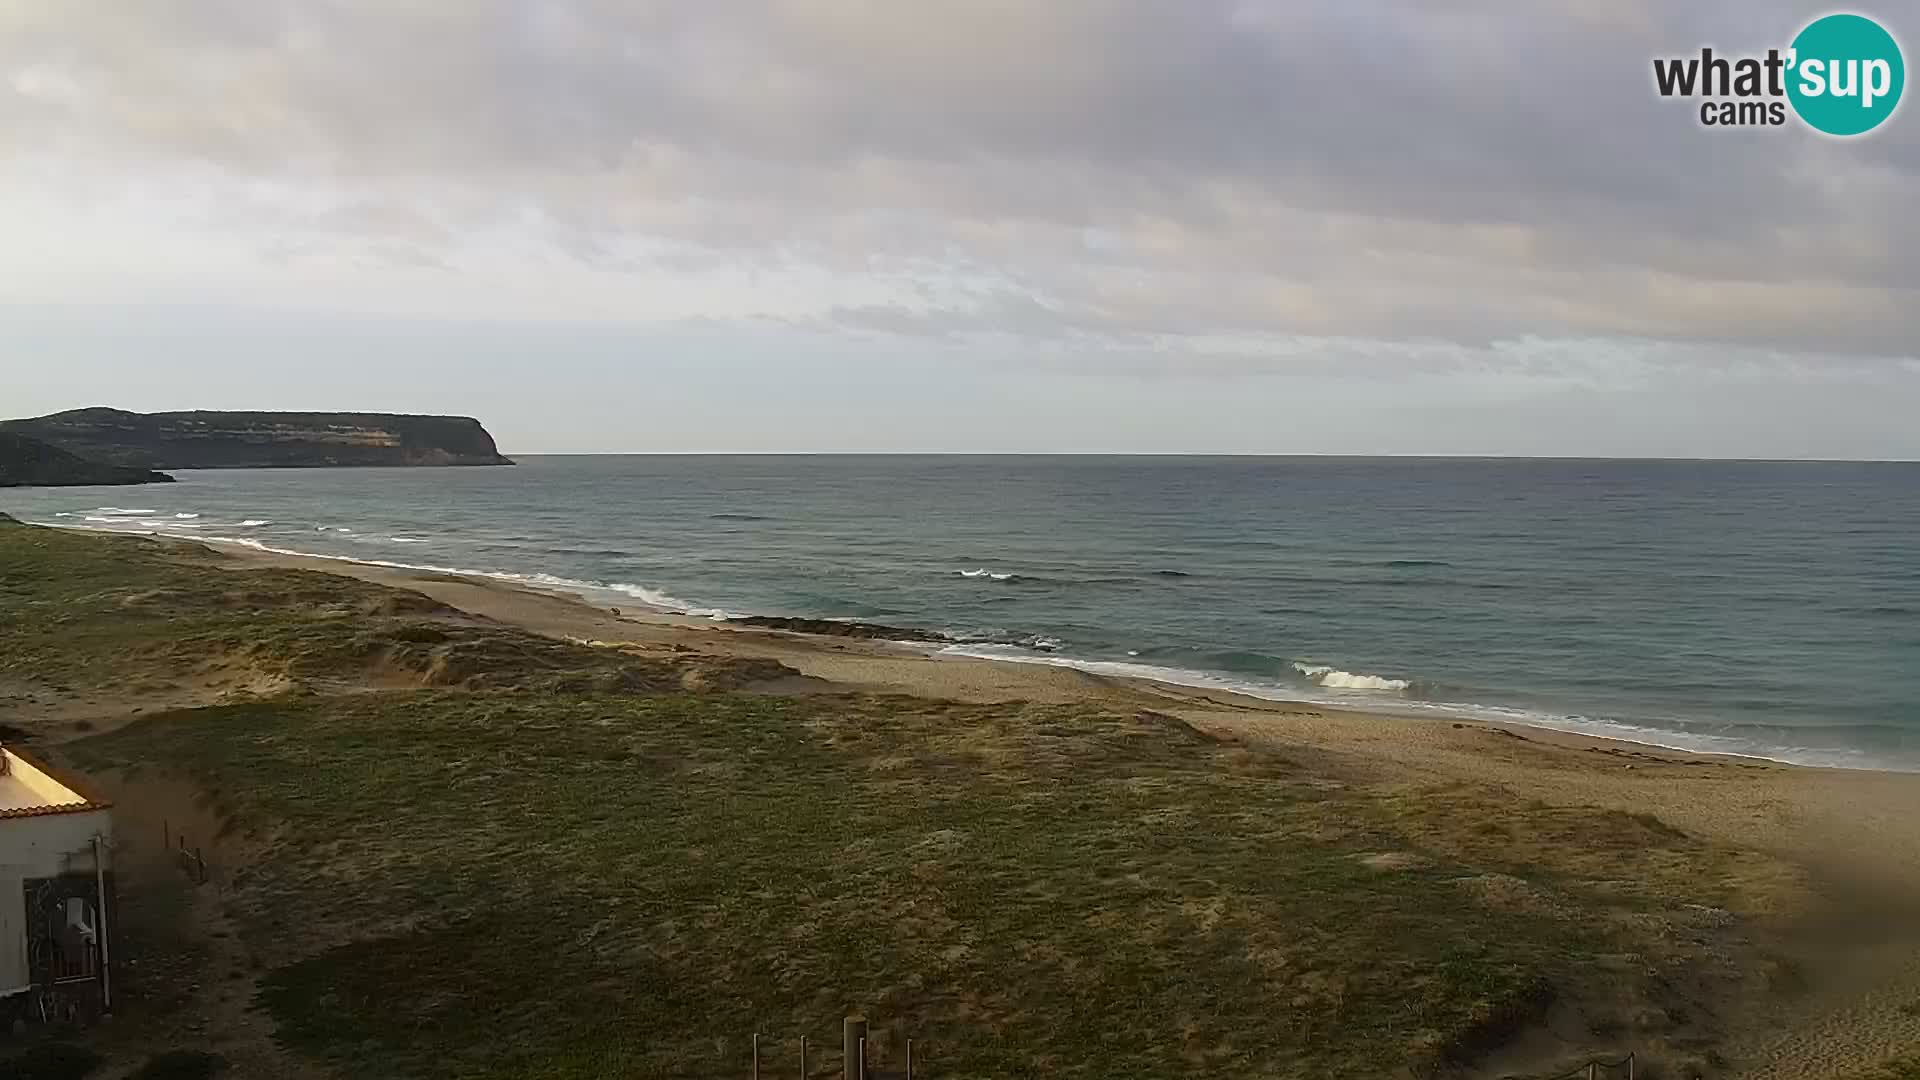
xmin=2 ymin=1 xmax=1916 ymax=456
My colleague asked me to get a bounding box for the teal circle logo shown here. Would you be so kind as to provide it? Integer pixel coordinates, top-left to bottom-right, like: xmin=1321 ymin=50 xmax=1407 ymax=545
xmin=1787 ymin=13 xmax=1904 ymax=136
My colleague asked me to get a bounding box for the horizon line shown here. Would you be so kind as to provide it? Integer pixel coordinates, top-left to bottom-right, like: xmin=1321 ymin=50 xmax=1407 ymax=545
xmin=495 ymin=451 xmax=1920 ymax=463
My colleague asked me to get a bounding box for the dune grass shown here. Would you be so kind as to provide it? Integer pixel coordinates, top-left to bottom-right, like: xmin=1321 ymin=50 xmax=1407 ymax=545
xmin=0 ymin=517 xmax=784 ymax=704
xmin=70 ymin=689 xmax=1793 ymax=1079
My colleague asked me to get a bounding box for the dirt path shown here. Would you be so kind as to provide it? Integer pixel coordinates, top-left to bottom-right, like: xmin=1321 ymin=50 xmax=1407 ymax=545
xmin=84 ymin=772 xmax=329 ymax=1080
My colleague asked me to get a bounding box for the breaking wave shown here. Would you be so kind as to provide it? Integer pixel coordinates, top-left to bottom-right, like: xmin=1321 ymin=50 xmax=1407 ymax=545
xmin=1292 ymin=662 xmax=1411 ymax=691
xmin=35 ymin=518 xmax=738 ymax=621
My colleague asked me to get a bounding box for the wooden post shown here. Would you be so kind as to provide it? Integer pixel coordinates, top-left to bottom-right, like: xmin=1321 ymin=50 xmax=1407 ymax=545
xmin=1587 ymin=1063 xmax=1597 ymax=1080
xmin=905 ymin=1038 xmax=913 ymax=1080
xmin=92 ymin=834 xmax=112 ymax=1013
xmin=1627 ymin=1054 xmax=1635 ymax=1080
xmin=800 ymin=1036 xmax=807 ymax=1078
xmin=196 ymin=847 xmax=207 ymax=883
xmin=842 ymin=1018 xmax=866 ymax=1080
xmin=752 ymin=1033 xmax=759 ymax=1080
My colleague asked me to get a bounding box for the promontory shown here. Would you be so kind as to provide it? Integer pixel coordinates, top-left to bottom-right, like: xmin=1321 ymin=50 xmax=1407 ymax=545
xmin=0 ymin=430 xmax=176 ymax=487
xmin=0 ymin=408 xmax=514 ymax=470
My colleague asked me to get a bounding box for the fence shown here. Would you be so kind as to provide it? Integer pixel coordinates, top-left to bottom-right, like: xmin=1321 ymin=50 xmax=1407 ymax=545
xmin=739 ymin=1020 xmax=1634 ymax=1080
xmin=160 ymin=818 xmax=210 ymax=885
xmin=1500 ymin=1053 xmax=1636 ymax=1080
xmin=746 ymin=1018 xmax=917 ymax=1080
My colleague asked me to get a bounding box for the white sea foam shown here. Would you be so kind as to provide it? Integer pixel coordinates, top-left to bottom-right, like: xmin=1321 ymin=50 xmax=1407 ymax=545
xmin=389 ymin=536 xmax=429 ymax=544
xmin=94 ymin=507 xmax=155 ymax=515
xmin=959 ymin=568 xmax=1017 ymax=581
xmin=34 ymin=519 xmax=740 ymax=621
xmin=174 ymin=512 xmax=200 ymax=519
xmin=238 ymin=519 xmax=272 ymax=527
xmin=600 ymin=582 xmax=735 ymax=618
xmin=1292 ymin=662 xmax=1410 ymax=691
xmin=931 ymin=643 xmax=1907 ymax=771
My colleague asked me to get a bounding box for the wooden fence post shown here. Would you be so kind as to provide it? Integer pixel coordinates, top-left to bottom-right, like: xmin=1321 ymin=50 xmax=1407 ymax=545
xmin=752 ymin=1033 xmax=759 ymax=1080
xmin=843 ymin=1018 xmax=866 ymax=1080
xmin=800 ymin=1036 xmax=807 ymax=1078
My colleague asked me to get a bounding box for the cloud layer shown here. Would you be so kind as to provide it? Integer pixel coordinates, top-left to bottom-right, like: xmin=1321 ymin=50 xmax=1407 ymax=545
xmin=3 ymin=1 xmax=1916 ymax=360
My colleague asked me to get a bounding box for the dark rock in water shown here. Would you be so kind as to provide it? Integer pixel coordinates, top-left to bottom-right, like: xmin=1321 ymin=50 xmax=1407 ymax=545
xmin=724 ymin=615 xmax=950 ymax=643
xmin=1 ymin=406 xmax=513 ymax=469
xmin=0 ymin=431 xmax=176 ymax=487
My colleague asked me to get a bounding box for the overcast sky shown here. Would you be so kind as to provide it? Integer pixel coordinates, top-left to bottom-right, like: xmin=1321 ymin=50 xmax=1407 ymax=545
xmin=3 ymin=1 xmax=1915 ymax=456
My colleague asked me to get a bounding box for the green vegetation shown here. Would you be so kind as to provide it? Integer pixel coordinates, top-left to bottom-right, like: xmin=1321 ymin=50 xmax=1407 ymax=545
xmin=0 ymin=517 xmax=788 ymax=702
xmin=3 ymin=522 xmax=1800 ymax=1078
xmin=0 ymin=1043 xmax=104 ymax=1080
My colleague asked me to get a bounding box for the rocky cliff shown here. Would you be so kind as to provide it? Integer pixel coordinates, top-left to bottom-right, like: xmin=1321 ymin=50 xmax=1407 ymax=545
xmin=1 ymin=408 xmax=514 ymax=470
xmin=0 ymin=431 xmax=176 ymax=487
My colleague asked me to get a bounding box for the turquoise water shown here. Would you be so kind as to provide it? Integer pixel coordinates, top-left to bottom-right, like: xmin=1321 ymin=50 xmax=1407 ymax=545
xmin=6 ymin=455 xmax=1917 ymax=770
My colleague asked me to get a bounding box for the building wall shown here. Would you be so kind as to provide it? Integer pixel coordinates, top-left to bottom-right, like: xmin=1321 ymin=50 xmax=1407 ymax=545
xmin=0 ymin=809 xmax=111 ymax=996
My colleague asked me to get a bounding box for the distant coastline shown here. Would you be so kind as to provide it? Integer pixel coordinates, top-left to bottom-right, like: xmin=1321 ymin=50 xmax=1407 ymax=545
xmin=0 ymin=407 xmax=513 ymax=470
xmin=0 ymin=431 xmax=174 ymax=488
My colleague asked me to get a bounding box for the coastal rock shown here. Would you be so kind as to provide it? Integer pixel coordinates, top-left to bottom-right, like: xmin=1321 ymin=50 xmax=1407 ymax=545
xmin=0 ymin=431 xmax=176 ymax=488
xmin=723 ymin=614 xmax=950 ymax=643
xmin=0 ymin=407 xmax=513 ymax=469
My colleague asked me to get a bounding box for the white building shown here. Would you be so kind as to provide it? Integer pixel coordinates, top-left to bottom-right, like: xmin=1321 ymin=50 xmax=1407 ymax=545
xmin=0 ymin=745 xmax=113 ymax=1025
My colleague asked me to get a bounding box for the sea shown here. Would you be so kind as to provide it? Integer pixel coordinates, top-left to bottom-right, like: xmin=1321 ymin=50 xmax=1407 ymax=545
xmin=6 ymin=456 xmax=1917 ymax=771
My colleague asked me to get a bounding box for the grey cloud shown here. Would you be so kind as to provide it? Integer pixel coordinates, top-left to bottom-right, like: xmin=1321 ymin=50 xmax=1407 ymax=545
xmin=1 ymin=0 xmax=1915 ymax=355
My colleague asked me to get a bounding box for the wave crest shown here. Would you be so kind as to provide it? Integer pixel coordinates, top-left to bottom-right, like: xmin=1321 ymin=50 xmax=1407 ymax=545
xmin=1292 ymin=662 xmax=1410 ymax=691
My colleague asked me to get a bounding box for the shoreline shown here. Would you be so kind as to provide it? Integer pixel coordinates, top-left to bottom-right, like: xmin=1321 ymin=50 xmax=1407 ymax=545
xmin=65 ymin=522 xmax=1905 ymax=776
xmin=18 ymin=522 xmax=1920 ymax=1076
xmin=202 ymin=533 xmax=1914 ymax=778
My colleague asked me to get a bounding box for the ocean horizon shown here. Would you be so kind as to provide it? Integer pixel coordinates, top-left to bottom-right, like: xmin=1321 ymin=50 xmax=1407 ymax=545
xmin=8 ymin=453 xmax=1917 ymax=771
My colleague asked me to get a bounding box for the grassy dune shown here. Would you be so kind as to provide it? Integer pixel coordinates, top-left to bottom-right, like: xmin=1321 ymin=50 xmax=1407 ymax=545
xmin=0 ymin=520 xmax=1809 ymax=1078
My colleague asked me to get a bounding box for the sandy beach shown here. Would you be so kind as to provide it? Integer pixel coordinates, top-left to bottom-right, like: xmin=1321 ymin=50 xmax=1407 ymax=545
xmin=197 ymin=541 xmax=1920 ymax=1079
